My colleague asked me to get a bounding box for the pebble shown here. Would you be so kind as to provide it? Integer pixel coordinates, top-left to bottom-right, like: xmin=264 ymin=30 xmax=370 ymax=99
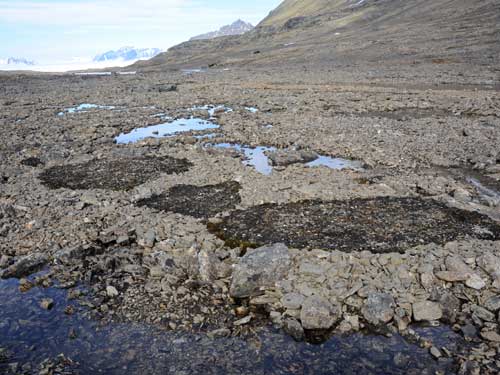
xmin=40 ymin=298 xmax=54 ymax=310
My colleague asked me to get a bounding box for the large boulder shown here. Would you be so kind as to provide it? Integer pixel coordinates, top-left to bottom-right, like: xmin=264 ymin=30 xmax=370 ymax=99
xmin=361 ymin=292 xmax=395 ymax=325
xmin=300 ymin=295 xmax=341 ymax=330
xmin=230 ymin=243 xmax=291 ymax=298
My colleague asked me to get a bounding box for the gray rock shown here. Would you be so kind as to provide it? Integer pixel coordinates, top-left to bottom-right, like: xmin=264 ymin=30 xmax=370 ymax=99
xmin=283 ymin=318 xmax=305 ymax=341
xmin=465 ymin=274 xmax=486 ymax=290
xmin=106 ymin=285 xmax=119 ymax=298
xmin=478 ymin=253 xmax=500 ymax=279
xmin=472 ymin=305 xmax=495 ymax=322
xmin=198 ymin=249 xmax=231 ymax=282
xmin=230 ymin=243 xmax=291 ymax=298
xmin=300 ymin=295 xmax=341 ymax=330
xmin=54 ymin=245 xmax=95 ymax=264
xmin=267 ymin=150 xmax=318 ymax=167
xmin=361 ymin=292 xmax=395 ymax=325
xmin=413 ymin=301 xmax=443 ymax=321
xmin=40 ymin=298 xmax=54 ymax=310
xmin=483 ymin=296 xmax=500 ymax=312
xmin=439 ymin=293 xmax=461 ymax=324
xmin=430 ymin=346 xmax=442 ymax=359
xmin=282 ymin=293 xmax=305 ymax=310
xmin=0 ymin=253 xmax=48 ymax=279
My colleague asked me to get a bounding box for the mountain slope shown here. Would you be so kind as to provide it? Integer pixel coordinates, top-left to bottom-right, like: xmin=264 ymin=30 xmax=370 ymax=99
xmin=134 ymin=0 xmax=500 ymax=80
xmin=190 ymin=20 xmax=254 ymax=41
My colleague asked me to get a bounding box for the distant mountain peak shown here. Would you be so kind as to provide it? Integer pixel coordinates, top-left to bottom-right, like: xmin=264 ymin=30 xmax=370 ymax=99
xmin=0 ymin=57 xmax=36 ymax=66
xmin=190 ymin=19 xmax=254 ymax=41
xmin=93 ymin=47 xmax=163 ymax=62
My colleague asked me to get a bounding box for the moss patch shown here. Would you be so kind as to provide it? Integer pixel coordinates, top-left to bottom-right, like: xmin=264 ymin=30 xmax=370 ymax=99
xmin=39 ymin=156 xmax=192 ymax=191
xmin=137 ymin=181 xmax=241 ymax=219
xmin=209 ymin=197 xmax=500 ymax=253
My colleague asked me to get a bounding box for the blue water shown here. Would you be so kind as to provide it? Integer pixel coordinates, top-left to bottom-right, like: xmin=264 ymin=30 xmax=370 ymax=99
xmin=212 ymin=143 xmax=276 ymax=175
xmin=209 ymin=143 xmax=364 ymax=175
xmin=58 ymin=103 xmax=116 ymax=116
xmin=115 ymin=117 xmax=220 ymax=144
xmin=0 ymin=274 xmax=461 ymax=374
xmin=306 ymin=155 xmax=364 ymax=171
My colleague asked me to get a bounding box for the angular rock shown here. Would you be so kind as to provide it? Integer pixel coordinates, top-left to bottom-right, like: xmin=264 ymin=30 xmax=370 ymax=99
xmin=40 ymin=298 xmax=54 ymax=310
xmin=413 ymin=301 xmax=443 ymax=321
xmin=439 ymin=293 xmax=461 ymax=324
xmin=198 ymin=249 xmax=231 ymax=282
xmin=483 ymin=296 xmax=500 ymax=312
xmin=230 ymin=243 xmax=291 ymax=298
xmin=465 ymin=274 xmax=486 ymax=290
xmin=0 ymin=253 xmax=48 ymax=279
xmin=478 ymin=253 xmax=500 ymax=280
xmin=435 ymin=271 xmax=468 ymax=282
xmin=283 ymin=318 xmax=305 ymax=341
xmin=471 ymin=305 xmax=495 ymax=322
xmin=106 ymin=286 xmax=119 ymax=298
xmin=281 ymin=293 xmax=305 ymax=310
xmin=300 ymin=295 xmax=341 ymax=330
xmin=361 ymin=292 xmax=395 ymax=325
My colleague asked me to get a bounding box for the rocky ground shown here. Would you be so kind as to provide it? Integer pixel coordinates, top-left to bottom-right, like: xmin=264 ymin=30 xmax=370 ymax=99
xmin=0 ymin=65 xmax=499 ymax=374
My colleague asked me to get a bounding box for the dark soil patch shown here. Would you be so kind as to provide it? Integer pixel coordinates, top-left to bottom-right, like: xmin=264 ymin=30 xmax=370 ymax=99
xmin=39 ymin=156 xmax=192 ymax=191
xmin=21 ymin=157 xmax=44 ymax=167
xmin=209 ymin=197 xmax=500 ymax=253
xmin=137 ymin=181 xmax=241 ymax=219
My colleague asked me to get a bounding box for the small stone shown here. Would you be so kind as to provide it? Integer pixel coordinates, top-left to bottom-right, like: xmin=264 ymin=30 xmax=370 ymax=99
xmin=480 ymin=330 xmax=500 ymax=342
xmin=471 ymin=305 xmax=496 ymax=322
xmin=430 ymin=346 xmax=442 ymax=359
xmin=18 ymin=279 xmax=33 ymax=293
xmin=413 ymin=301 xmax=443 ymax=322
xmin=235 ymin=306 xmax=249 ymax=317
xmin=435 ymin=271 xmax=467 ymax=282
xmin=281 ymin=293 xmax=305 ymax=310
xmin=40 ymin=298 xmax=54 ymax=310
xmin=234 ymin=315 xmax=252 ymax=326
xmin=300 ymin=295 xmax=341 ymax=330
xmin=283 ymin=318 xmax=305 ymax=341
xmin=483 ymin=296 xmax=500 ymax=312
xmin=465 ymin=274 xmax=486 ymax=290
xmin=106 ymin=285 xmax=119 ymax=298
xmin=207 ymin=328 xmax=231 ymax=339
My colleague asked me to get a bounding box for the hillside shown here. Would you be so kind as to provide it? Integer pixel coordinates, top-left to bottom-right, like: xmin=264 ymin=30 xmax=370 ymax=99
xmin=133 ymin=0 xmax=500 ymax=81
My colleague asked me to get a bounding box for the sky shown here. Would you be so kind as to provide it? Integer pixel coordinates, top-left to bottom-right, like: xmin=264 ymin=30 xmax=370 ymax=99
xmin=0 ymin=0 xmax=282 ymax=68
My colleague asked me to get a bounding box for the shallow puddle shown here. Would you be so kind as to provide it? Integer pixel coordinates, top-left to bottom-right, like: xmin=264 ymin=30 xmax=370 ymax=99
xmin=115 ymin=118 xmax=220 ymax=144
xmin=0 ymin=274 xmax=461 ymax=374
xmin=208 ymin=143 xmax=363 ymax=175
xmin=115 ymin=105 xmax=232 ymax=144
xmin=209 ymin=197 xmax=500 ymax=252
xmin=212 ymin=143 xmax=276 ymax=175
xmin=58 ymin=103 xmax=116 ymax=116
xmin=307 ymin=155 xmax=364 ymax=170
